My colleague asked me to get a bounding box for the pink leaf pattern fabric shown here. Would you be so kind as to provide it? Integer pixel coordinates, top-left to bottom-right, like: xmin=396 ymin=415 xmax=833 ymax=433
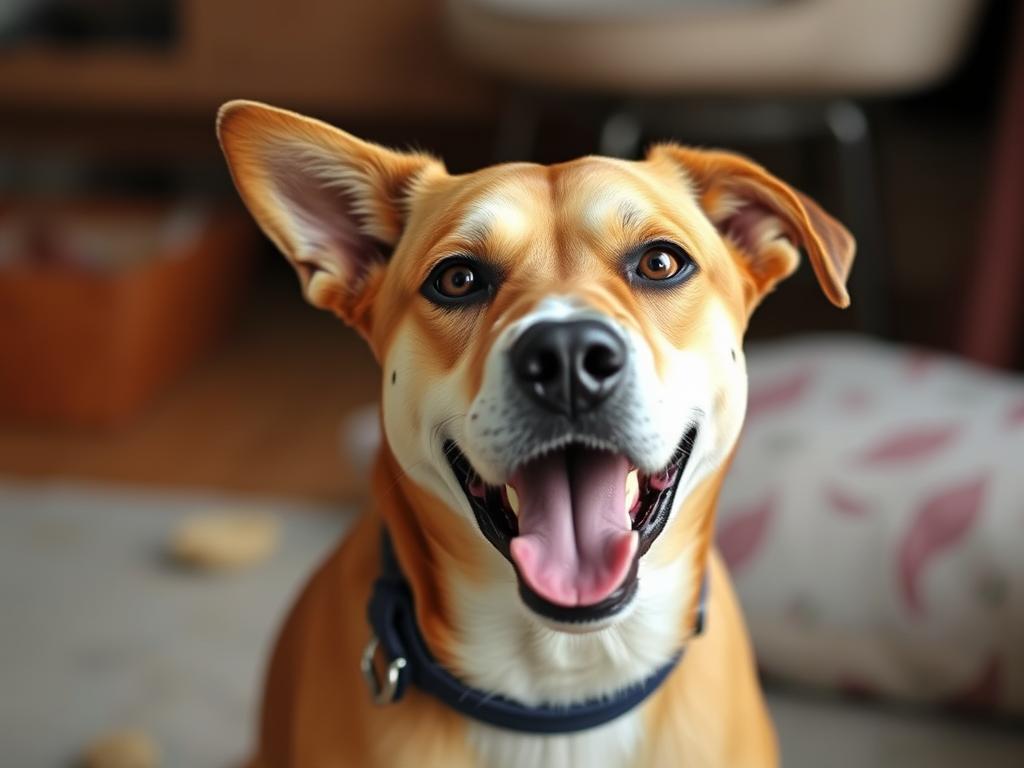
xmin=898 ymin=476 xmax=987 ymax=616
xmin=715 ymin=336 xmax=1024 ymax=716
xmin=746 ymin=369 xmax=813 ymax=422
xmin=1007 ymin=398 xmax=1024 ymax=428
xmin=905 ymin=349 xmax=937 ymax=379
xmin=858 ymin=425 xmax=958 ymax=465
xmin=825 ymin=485 xmax=869 ymax=517
xmin=718 ymin=496 xmax=775 ymax=573
xmin=838 ymin=389 xmax=870 ymax=412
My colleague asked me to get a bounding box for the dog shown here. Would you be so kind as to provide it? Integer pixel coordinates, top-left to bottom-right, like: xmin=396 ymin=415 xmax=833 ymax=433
xmin=217 ymin=100 xmax=854 ymax=768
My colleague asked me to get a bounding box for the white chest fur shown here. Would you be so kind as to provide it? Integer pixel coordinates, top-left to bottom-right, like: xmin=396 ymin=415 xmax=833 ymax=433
xmin=467 ymin=711 xmax=641 ymax=768
xmin=448 ymin=549 xmax=695 ymax=768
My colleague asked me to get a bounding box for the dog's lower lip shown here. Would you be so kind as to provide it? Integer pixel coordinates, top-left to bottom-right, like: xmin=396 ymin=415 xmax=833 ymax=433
xmin=445 ymin=426 xmax=697 ymax=623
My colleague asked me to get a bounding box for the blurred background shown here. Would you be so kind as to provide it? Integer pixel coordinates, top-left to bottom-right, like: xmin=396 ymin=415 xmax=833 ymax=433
xmin=1 ymin=0 xmax=1022 ymax=765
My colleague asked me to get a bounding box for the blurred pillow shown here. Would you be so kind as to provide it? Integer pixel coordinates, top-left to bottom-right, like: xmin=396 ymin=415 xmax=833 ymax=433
xmin=720 ymin=335 xmax=1024 ymax=717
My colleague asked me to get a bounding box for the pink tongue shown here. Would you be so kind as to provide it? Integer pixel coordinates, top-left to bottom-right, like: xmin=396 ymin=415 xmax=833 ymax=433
xmin=509 ymin=448 xmax=638 ymax=607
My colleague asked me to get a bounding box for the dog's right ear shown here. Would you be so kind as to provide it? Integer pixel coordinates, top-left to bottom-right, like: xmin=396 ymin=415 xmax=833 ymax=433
xmin=217 ymin=100 xmax=445 ymax=332
xmin=649 ymin=144 xmax=854 ymax=310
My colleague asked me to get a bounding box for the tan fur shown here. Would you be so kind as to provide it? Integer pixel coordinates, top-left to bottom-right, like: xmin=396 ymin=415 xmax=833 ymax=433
xmin=218 ymin=100 xmax=854 ymax=768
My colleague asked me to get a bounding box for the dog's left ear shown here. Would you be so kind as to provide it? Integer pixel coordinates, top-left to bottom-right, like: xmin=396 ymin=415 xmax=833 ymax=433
xmin=649 ymin=145 xmax=855 ymax=308
xmin=217 ymin=100 xmax=445 ymax=332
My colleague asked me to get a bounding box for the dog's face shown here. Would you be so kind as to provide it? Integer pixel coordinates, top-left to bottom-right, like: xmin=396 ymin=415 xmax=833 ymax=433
xmin=219 ymin=102 xmax=852 ymax=637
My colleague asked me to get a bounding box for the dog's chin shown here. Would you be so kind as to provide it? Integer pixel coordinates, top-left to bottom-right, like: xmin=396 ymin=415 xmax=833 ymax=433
xmin=444 ymin=426 xmax=698 ymax=628
xmin=523 ymin=596 xmax=642 ymax=635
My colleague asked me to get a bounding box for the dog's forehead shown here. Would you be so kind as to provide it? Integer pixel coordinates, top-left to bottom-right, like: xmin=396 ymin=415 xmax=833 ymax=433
xmin=439 ymin=173 xmax=546 ymax=254
xmin=445 ymin=157 xmax=682 ymax=232
xmin=402 ymin=156 xmax=702 ymax=275
xmin=553 ymin=157 xmax=682 ymax=230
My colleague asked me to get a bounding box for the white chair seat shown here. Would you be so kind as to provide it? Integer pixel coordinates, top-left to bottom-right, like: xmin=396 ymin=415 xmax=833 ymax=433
xmin=445 ymin=0 xmax=983 ymax=96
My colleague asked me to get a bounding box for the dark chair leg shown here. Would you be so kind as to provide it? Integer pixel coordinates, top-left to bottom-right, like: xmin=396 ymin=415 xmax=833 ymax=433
xmin=825 ymin=100 xmax=890 ymax=337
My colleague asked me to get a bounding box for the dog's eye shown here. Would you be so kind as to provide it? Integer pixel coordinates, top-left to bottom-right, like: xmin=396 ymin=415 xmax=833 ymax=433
xmin=438 ymin=264 xmax=477 ymax=297
xmin=635 ymin=244 xmax=694 ymax=284
xmin=638 ymin=248 xmax=679 ymax=280
xmin=422 ymin=257 xmax=494 ymax=306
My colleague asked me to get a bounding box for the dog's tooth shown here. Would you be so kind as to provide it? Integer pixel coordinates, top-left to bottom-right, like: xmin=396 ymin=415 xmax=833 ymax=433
xmin=505 ymin=484 xmax=520 ymax=515
xmin=624 ymin=469 xmax=639 ymax=515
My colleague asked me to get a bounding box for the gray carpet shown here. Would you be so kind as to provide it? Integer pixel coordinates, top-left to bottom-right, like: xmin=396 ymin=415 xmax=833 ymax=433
xmin=0 ymin=479 xmax=1021 ymax=767
xmin=0 ymin=480 xmax=346 ymax=767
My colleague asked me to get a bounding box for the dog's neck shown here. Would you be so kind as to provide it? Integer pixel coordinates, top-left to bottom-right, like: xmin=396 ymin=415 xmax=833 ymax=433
xmin=375 ymin=445 xmax=726 ymax=709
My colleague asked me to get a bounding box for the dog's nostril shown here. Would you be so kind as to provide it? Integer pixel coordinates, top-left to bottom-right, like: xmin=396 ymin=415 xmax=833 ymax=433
xmin=583 ymin=343 xmax=623 ymax=381
xmin=525 ymin=349 xmax=560 ymax=383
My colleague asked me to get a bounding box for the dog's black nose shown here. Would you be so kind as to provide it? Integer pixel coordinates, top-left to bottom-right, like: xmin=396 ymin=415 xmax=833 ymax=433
xmin=510 ymin=319 xmax=627 ymax=418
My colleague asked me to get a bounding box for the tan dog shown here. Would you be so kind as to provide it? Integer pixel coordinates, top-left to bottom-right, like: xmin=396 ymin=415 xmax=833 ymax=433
xmin=218 ymin=100 xmax=854 ymax=768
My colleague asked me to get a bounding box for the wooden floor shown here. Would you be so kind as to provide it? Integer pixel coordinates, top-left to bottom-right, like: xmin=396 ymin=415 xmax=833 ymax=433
xmin=0 ymin=275 xmax=380 ymax=503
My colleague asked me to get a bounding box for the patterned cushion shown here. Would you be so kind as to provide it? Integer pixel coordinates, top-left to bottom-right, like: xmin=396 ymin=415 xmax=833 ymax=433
xmin=721 ymin=335 xmax=1024 ymax=716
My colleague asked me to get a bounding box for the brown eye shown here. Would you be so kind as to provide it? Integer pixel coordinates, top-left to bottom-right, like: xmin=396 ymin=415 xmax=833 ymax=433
xmin=437 ymin=264 xmax=476 ymax=297
xmin=422 ymin=257 xmax=494 ymax=306
xmin=637 ymin=247 xmax=681 ymax=280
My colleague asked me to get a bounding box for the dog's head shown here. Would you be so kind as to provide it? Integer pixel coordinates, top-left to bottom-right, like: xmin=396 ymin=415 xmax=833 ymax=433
xmin=219 ymin=101 xmax=853 ymax=639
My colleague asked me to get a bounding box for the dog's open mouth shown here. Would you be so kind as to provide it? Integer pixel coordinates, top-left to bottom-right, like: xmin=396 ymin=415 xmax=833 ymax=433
xmin=445 ymin=426 xmax=697 ymax=623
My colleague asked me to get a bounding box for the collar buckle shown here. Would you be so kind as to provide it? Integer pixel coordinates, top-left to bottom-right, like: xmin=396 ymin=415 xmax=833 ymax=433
xmin=361 ymin=635 xmax=407 ymax=705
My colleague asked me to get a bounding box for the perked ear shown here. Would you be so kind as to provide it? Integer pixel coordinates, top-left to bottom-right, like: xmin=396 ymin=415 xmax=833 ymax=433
xmin=217 ymin=100 xmax=445 ymax=330
xmin=649 ymin=144 xmax=855 ymax=308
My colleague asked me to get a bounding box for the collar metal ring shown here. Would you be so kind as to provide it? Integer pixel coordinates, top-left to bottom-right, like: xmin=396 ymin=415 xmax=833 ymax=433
xmin=361 ymin=635 xmax=407 ymax=705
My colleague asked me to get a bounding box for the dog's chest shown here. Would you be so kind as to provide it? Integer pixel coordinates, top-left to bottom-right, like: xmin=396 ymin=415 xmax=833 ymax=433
xmin=465 ymin=712 xmax=642 ymax=768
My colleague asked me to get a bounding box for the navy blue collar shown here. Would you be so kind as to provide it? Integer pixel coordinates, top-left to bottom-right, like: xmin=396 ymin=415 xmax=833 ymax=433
xmin=363 ymin=529 xmax=707 ymax=735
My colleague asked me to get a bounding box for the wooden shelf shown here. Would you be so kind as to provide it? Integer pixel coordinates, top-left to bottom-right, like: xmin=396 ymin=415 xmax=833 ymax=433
xmin=0 ymin=0 xmax=496 ymax=120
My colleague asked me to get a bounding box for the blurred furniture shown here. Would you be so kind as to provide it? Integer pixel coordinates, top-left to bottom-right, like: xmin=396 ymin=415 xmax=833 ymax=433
xmin=0 ymin=0 xmax=177 ymax=49
xmin=445 ymin=0 xmax=985 ymax=337
xmin=446 ymin=0 xmax=981 ymax=97
xmin=0 ymin=0 xmax=489 ymax=120
xmin=958 ymin=3 xmax=1024 ymax=369
xmin=0 ymin=202 xmax=254 ymax=427
xmin=722 ymin=335 xmax=1024 ymax=717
